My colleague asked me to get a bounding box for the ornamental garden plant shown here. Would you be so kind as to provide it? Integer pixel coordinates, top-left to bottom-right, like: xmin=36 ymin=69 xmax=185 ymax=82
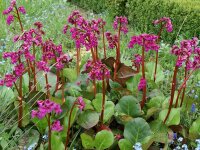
xmin=0 ymin=0 xmax=200 ymax=150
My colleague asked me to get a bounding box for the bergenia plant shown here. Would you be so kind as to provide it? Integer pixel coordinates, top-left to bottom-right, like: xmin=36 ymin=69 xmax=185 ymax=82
xmin=164 ymin=37 xmax=200 ymax=123
xmin=153 ymin=17 xmax=173 ymax=82
xmin=128 ymin=33 xmax=160 ymax=108
xmin=31 ymin=99 xmax=63 ymax=150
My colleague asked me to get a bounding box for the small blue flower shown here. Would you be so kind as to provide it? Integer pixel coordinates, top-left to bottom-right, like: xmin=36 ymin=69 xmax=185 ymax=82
xmin=191 ymin=89 xmax=195 ymax=93
xmin=182 ymin=144 xmax=188 ymax=150
xmin=177 ymin=137 xmax=183 ymax=142
xmin=173 ymin=132 xmax=177 ymax=140
xmin=191 ymin=103 xmax=196 ymax=113
xmin=133 ymin=142 xmax=142 ymax=150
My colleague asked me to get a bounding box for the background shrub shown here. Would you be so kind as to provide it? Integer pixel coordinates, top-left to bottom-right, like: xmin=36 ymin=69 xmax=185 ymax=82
xmin=74 ymin=0 xmax=200 ymax=43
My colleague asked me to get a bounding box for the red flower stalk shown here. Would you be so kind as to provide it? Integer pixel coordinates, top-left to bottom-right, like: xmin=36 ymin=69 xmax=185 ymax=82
xmin=153 ymin=17 xmax=173 ymax=82
xmin=128 ymin=34 xmax=159 ymax=109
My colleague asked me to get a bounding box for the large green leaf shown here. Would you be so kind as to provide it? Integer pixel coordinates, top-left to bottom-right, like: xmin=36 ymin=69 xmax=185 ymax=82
xmin=126 ymin=74 xmax=141 ymax=93
xmin=94 ymin=130 xmax=114 ymax=150
xmin=189 ymin=118 xmax=200 ymax=139
xmin=92 ymin=93 xmax=107 ymax=112
xmin=77 ymin=110 xmax=99 ymax=129
xmin=63 ymin=68 xmax=77 ymax=82
xmin=147 ymin=96 xmax=165 ymax=108
xmin=80 ymin=133 xmax=94 ymax=149
xmin=123 ymin=118 xmax=152 ymax=144
xmin=159 ymin=108 xmax=180 ymax=126
xmin=118 ymin=139 xmax=132 ymax=150
xmin=115 ymin=96 xmax=141 ymax=117
xmin=51 ymin=133 xmax=65 ymax=150
xmin=104 ymin=101 xmax=115 ymax=123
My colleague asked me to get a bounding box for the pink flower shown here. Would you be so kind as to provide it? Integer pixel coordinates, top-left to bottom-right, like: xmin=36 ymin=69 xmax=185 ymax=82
xmin=31 ymin=100 xmax=62 ymax=119
xmin=10 ymin=0 xmax=16 ymax=7
xmin=6 ymin=14 xmax=14 ymax=25
xmin=76 ymin=96 xmax=85 ymax=111
xmin=51 ymin=120 xmax=63 ymax=132
xmin=18 ymin=6 xmax=26 ymax=14
xmin=113 ymin=16 xmax=128 ymax=34
xmin=34 ymin=21 xmax=43 ymax=29
xmin=54 ymin=104 xmax=62 ymax=114
xmin=128 ymin=34 xmax=160 ymax=52
xmin=2 ymin=6 xmax=13 ymax=15
xmin=153 ymin=17 xmax=173 ymax=32
xmin=62 ymin=25 xmax=68 ymax=34
xmin=105 ymin=32 xmax=118 ymax=49
xmin=134 ymin=54 xmax=142 ymax=64
xmin=86 ymin=60 xmax=110 ymax=81
xmin=4 ymin=74 xmax=16 ymax=87
xmin=13 ymin=35 xmax=20 ymax=42
xmin=31 ymin=110 xmax=38 ymax=118
xmin=36 ymin=61 xmax=50 ymax=72
xmin=68 ymin=10 xmax=81 ymax=25
xmin=138 ymin=78 xmax=146 ymax=91
xmin=14 ymin=63 xmax=24 ymax=76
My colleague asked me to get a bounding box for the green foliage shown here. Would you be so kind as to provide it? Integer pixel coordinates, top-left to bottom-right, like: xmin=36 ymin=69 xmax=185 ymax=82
xmin=126 ymin=0 xmax=200 ymax=42
xmin=73 ymin=0 xmax=107 ymax=13
xmin=94 ymin=130 xmax=114 ymax=150
xmin=77 ymin=110 xmax=99 ymax=129
xmin=123 ymin=118 xmax=152 ymax=144
xmin=118 ymin=139 xmax=132 ymax=150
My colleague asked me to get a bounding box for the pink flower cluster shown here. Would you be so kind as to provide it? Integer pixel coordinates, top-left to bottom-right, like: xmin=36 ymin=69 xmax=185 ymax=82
xmin=76 ymin=96 xmax=85 ymax=111
xmin=105 ymin=32 xmax=118 ymax=49
xmin=153 ymin=17 xmax=173 ymax=32
xmin=128 ymin=34 xmax=160 ymax=52
xmin=138 ymin=78 xmax=146 ymax=91
xmin=133 ymin=54 xmax=142 ymax=65
xmin=171 ymin=37 xmax=200 ymax=68
xmin=2 ymin=0 xmax=26 ymax=26
xmin=0 ymin=74 xmax=16 ymax=87
xmin=85 ymin=60 xmax=110 ymax=80
xmin=51 ymin=120 xmax=63 ymax=132
xmin=31 ymin=99 xmax=62 ymax=119
xmin=113 ymin=16 xmax=128 ymax=34
xmin=66 ymin=11 xmax=105 ymax=51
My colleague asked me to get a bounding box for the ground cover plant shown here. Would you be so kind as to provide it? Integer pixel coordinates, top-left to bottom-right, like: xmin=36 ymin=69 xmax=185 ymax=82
xmin=0 ymin=0 xmax=200 ymax=150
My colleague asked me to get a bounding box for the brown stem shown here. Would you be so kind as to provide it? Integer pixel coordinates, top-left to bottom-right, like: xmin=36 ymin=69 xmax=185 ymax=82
xmin=93 ymin=79 xmax=96 ymax=97
xmin=153 ymin=24 xmax=164 ymax=82
xmin=164 ymin=65 xmax=179 ymax=124
xmin=175 ymin=68 xmax=195 ymax=108
xmin=91 ymin=48 xmax=96 ymax=62
xmin=65 ymin=103 xmax=76 ymax=150
xmin=76 ymin=48 xmax=80 ymax=76
xmin=61 ymin=71 xmax=65 ymax=104
xmin=33 ymin=44 xmax=37 ymax=91
xmin=140 ymin=45 xmax=146 ymax=109
xmin=100 ymin=70 xmax=105 ymax=125
xmin=26 ymin=59 xmax=31 ymax=91
xmin=102 ymin=27 xmax=106 ymax=59
xmin=14 ymin=6 xmax=24 ymax=32
xmin=45 ymin=73 xmax=50 ymax=98
xmin=114 ymin=23 xmax=121 ymax=81
xmin=48 ymin=114 xmax=51 ymax=150
xmin=14 ymin=82 xmax=20 ymax=95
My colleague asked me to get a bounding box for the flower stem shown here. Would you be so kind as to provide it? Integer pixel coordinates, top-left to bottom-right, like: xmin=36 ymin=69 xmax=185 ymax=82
xmin=45 ymin=73 xmax=50 ymax=98
xmin=140 ymin=45 xmax=146 ymax=109
xmin=76 ymin=48 xmax=80 ymax=76
xmin=100 ymin=70 xmax=105 ymax=125
xmin=48 ymin=114 xmax=51 ymax=150
xmin=164 ymin=65 xmax=178 ymax=124
xmin=102 ymin=27 xmax=106 ymax=59
xmin=33 ymin=44 xmax=37 ymax=91
xmin=65 ymin=103 xmax=76 ymax=150
xmin=175 ymin=68 xmax=195 ymax=108
xmin=153 ymin=24 xmax=164 ymax=82
xmin=14 ymin=6 xmax=24 ymax=32
xmin=114 ymin=23 xmax=121 ymax=81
